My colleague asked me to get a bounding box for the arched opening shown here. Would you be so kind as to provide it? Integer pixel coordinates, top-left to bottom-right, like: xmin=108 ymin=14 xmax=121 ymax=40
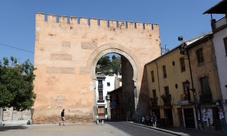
xmin=91 ymin=48 xmax=138 ymax=122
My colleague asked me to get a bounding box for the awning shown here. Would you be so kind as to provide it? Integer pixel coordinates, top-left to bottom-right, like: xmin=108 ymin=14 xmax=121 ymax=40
xmin=203 ymin=0 xmax=227 ymax=14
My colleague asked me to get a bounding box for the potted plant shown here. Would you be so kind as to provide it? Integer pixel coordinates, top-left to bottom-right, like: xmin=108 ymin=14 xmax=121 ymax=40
xmin=150 ymin=97 xmax=158 ymax=106
xmin=160 ymin=94 xmax=171 ymax=105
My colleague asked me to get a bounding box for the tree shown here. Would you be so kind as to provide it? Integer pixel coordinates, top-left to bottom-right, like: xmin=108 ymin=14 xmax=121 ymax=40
xmin=96 ymin=55 xmax=112 ymax=74
xmin=96 ymin=55 xmax=121 ymax=75
xmin=111 ymin=55 xmax=121 ymax=74
xmin=0 ymin=57 xmax=36 ymax=111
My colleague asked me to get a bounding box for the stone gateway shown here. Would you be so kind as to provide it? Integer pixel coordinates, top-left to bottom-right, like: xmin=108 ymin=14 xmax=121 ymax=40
xmin=33 ymin=13 xmax=161 ymax=124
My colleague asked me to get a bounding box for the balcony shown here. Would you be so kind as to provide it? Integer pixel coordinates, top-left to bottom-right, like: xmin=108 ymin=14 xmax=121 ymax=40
xmin=97 ymin=99 xmax=104 ymax=103
xmin=150 ymin=97 xmax=158 ymax=106
xmin=215 ymin=17 xmax=227 ymax=29
xmin=212 ymin=17 xmax=227 ymax=31
xmin=181 ymin=94 xmax=189 ymax=101
xmin=98 ymin=84 xmax=103 ymax=90
xmin=161 ymin=94 xmax=171 ymax=106
xmin=200 ymin=94 xmax=212 ymax=102
xmin=178 ymin=94 xmax=191 ymax=105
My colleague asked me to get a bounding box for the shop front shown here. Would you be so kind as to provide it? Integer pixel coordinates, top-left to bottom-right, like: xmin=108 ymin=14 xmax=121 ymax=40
xmin=184 ymin=108 xmax=195 ymax=128
xmin=200 ymin=104 xmax=221 ymax=130
xmin=159 ymin=105 xmax=173 ymax=127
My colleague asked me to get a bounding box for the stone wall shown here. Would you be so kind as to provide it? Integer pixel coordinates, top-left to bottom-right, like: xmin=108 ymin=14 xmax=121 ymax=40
xmin=33 ymin=13 xmax=161 ymax=124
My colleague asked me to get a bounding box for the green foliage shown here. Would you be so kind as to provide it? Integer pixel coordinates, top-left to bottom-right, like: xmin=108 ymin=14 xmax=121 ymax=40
xmin=111 ymin=55 xmax=121 ymax=74
xmin=160 ymin=94 xmax=171 ymax=104
xmin=150 ymin=97 xmax=158 ymax=106
xmin=0 ymin=57 xmax=36 ymax=111
xmin=96 ymin=56 xmax=112 ymax=74
xmin=96 ymin=55 xmax=121 ymax=75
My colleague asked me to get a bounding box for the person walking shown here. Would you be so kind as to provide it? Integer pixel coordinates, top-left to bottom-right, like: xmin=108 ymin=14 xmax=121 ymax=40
xmin=141 ymin=115 xmax=145 ymax=124
xmin=152 ymin=112 xmax=157 ymax=127
xmin=59 ymin=109 xmax=65 ymax=126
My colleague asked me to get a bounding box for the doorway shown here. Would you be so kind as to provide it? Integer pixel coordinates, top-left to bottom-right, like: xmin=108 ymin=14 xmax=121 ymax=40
xmin=184 ymin=108 xmax=195 ymax=128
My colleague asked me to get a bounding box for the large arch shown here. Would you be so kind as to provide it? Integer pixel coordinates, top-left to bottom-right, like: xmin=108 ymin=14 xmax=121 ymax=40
xmin=87 ymin=43 xmax=140 ymax=86
xmin=33 ymin=13 xmax=161 ymax=124
xmin=86 ymin=43 xmax=141 ymax=120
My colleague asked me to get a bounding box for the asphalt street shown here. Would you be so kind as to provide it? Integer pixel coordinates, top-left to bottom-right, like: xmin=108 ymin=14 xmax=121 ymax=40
xmin=0 ymin=121 xmax=226 ymax=136
xmin=0 ymin=122 xmax=175 ymax=136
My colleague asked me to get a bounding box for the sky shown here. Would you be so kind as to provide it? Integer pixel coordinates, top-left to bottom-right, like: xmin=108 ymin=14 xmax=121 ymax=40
xmin=0 ymin=0 xmax=224 ymax=64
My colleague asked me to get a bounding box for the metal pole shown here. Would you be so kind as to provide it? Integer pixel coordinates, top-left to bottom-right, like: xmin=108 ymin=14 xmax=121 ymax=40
xmin=193 ymin=90 xmax=199 ymax=130
xmin=0 ymin=108 xmax=2 ymax=124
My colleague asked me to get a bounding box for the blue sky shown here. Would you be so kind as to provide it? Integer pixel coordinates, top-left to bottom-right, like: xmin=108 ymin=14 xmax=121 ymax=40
xmin=0 ymin=0 xmax=223 ymax=64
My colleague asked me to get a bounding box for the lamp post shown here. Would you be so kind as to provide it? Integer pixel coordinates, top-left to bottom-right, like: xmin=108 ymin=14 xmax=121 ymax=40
xmin=185 ymin=79 xmax=199 ymax=129
xmin=185 ymin=80 xmax=191 ymax=100
xmin=178 ymin=36 xmax=199 ymax=129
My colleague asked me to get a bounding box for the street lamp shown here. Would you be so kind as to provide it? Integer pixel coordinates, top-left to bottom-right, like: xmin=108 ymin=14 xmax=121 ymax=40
xmin=178 ymin=36 xmax=186 ymax=55
xmin=185 ymin=79 xmax=196 ymax=94
xmin=185 ymin=79 xmax=190 ymax=87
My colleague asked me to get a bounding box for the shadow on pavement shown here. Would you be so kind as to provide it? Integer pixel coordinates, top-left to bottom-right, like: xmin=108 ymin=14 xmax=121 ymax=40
xmin=0 ymin=126 xmax=28 ymax=132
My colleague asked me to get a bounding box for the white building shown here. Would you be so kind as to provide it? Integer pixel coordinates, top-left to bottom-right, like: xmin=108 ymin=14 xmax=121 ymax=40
xmin=204 ymin=0 xmax=227 ymax=123
xmin=95 ymin=73 xmax=121 ymax=120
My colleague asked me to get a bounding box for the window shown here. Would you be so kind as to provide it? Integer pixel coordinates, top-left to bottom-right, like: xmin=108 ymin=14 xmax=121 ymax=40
xmin=200 ymin=77 xmax=212 ymax=101
xmin=97 ymin=106 xmax=105 ymax=116
xmin=98 ymin=90 xmax=103 ymax=101
xmin=151 ymin=89 xmax=157 ymax=106
xmin=107 ymin=82 xmax=110 ymax=86
xmin=196 ymin=48 xmax=204 ymax=63
xmin=162 ymin=65 xmax=167 ymax=78
xmin=105 ymin=108 xmax=107 ymax=115
xmin=98 ymin=80 xmax=102 ymax=85
xmin=98 ymin=80 xmax=103 ymax=90
xmin=110 ymin=96 xmax=112 ymax=102
xmin=151 ymin=71 xmax=155 ymax=82
xmin=183 ymin=81 xmax=190 ymax=100
xmin=180 ymin=57 xmax=185 ymax=72
xmin=200 ymin=77 xmax=211 ymax=95
xmin=164 ymin=86 xmax=169 ymax=95
xmin=224 ymin=37 xmax=227 ymax=55
xmin=152 ymin=89 xmax=156 ymax=97
xmin=116 ymin=93 xmax=119 ymax=104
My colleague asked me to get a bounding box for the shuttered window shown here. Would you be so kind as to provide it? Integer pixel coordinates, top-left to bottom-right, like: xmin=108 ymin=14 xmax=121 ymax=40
xmin=224 ymin=37 xmax=227 ymax=55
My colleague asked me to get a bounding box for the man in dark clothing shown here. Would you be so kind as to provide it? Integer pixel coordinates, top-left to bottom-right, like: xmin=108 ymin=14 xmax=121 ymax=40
xmin=152 ymin=112 xmax=157 ymax=127
xmin=59 ymin=109 xmax=65 ymax=126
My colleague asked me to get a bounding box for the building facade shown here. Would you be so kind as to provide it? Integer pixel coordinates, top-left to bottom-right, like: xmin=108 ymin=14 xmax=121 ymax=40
xmin=204 ymin=0 xmax=227 ymax=126
xmin=96 ymin=73 xmax=120 ymax=121
xmin=187 ymin=33 xmax=223 ymax=130
xmin=108 ymin=87 xmax=125 ymax=121
xmin=145 ymin=33 xmax=222 ymax=129
xmin=145 ymin=43 xmax=194 ymax=128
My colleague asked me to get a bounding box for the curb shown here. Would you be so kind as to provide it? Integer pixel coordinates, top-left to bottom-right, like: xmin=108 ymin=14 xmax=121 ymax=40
xmin=126 ymin=122 xmax=189 ymax=136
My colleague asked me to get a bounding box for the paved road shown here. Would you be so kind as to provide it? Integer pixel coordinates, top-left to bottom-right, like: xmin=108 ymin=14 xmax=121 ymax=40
xmin=107 ymin=122 xmax=175 ymax=136
xmin=0 ymin=122 xmax=175 ymax=136
xmin=1 ymin=121 xmax=226 ymax=136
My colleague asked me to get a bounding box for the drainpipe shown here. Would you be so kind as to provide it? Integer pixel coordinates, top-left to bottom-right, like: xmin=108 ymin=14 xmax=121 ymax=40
xmin=155 ymin=61 xmax=161 ymax=103
xmin=186 ymin=46 xmax=199 ymax=130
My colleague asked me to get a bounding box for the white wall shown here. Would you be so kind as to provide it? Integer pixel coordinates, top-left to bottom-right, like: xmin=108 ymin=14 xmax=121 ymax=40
xmin=213 ymin=26 xmax=227 ymax=122
xmin=95 ymin=75 xmax=116 ymax=119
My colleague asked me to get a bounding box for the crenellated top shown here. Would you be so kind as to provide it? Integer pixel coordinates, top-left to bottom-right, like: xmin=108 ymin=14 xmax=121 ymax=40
xmin=36 ymin=13 xmax=158 ymax=30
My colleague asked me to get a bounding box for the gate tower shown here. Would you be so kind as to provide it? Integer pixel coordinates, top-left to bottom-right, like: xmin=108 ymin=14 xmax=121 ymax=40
xmin=33 ymin=13 xmax=161 ymax=123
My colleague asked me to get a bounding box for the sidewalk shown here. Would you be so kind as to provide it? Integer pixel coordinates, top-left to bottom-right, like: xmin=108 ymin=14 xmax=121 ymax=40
xmin=0 ymin=123 xmax=130 ymax=136
xmin=128 ymin=122 xmax=227 ymax=136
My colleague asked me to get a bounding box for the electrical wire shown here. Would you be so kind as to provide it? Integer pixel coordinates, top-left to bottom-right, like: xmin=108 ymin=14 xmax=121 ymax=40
xmin=0 ymin=42 xmax=34 ymax=53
